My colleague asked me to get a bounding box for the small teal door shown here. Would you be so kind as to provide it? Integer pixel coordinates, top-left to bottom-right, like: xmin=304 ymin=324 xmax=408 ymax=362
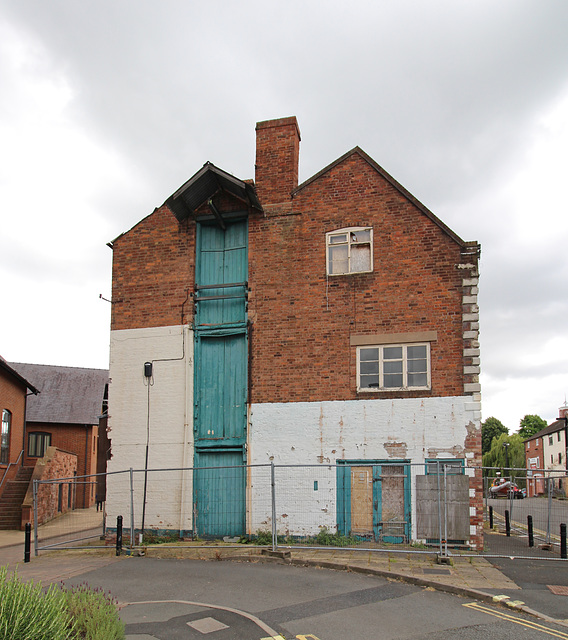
xmin=194 ymin=449 xmax=245 ymax=537
xmin=194 ymin=218 xmax=248 ymax=538
xmin=337 ymin=461 xmax=411 ymax=543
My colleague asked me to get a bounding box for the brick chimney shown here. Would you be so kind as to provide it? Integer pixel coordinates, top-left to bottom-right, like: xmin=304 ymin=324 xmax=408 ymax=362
xmin=255 ymin=116 xmax=301 ymax=209
xmin=559 ymin=400 xmax=568 ymax=420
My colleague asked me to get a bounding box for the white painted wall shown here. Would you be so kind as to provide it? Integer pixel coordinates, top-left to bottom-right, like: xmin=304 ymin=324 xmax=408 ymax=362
xmin=106 ymin=325 xmax=194 ymax=533
xmin=248 ymin=396 xmax=480 ymax=540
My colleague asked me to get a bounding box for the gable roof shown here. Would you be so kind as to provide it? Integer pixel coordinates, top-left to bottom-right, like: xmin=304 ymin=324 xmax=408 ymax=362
xmin=524 ymin=418 xmax=567 ymax=442
xmin=9 ymin=363 xmax=108 ymax=425
xmin=293 ymin=147 xmax=467 ymax=248
xmin=164 ymin=162 xmax=263 ymax=223
xmin=0 ymin=357 xmax=39 ymax=395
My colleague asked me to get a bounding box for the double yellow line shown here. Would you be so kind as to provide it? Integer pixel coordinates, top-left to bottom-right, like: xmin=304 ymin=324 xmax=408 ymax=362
xmin=463 ymin=602 xmax=568 ymax=638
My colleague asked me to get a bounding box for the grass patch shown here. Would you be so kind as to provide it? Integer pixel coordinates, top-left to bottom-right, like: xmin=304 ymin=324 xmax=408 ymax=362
xmin=0 ymin=566 xmax=125 ymax=640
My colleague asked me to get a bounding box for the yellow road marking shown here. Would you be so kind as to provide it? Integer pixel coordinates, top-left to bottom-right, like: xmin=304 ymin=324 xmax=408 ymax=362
xmin=463 ymin=602 xmax=568 ymax=638
xmin=296 ymin=636 xmax=321 ymax=639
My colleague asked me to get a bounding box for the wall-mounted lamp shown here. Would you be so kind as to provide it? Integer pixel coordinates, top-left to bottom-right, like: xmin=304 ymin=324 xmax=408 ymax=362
xmin=144 ymin=362 xmax=153 ymax=378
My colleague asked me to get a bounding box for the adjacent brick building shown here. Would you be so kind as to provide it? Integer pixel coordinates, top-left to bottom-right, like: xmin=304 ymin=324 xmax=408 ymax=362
xmin=10 ymin=363 xmax=109 ymax=509
xmin=107 ymin=116 xmax=483 ymax=547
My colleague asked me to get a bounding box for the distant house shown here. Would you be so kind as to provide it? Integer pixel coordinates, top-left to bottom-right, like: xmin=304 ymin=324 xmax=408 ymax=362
xmin=107 ymin=116 xmax=483 ymax=547
xmin=525 ymin=402 xmax=568 ymax=497
xmin=10 ymin=363 xmax=109 ymax=508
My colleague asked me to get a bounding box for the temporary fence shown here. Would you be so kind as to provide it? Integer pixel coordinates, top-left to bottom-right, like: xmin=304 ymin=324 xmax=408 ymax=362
xmin=32 ymin=464 xmax=568 ymax=560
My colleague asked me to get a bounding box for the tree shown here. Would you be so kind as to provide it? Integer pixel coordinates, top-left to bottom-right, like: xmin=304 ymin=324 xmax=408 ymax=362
xmin=481 ymin=417 xmax=508 ymax=454
xmin=482 ymin=433 xmax=525 ymax=478
xmin=518 ymin=414 xmax=548 ymax=440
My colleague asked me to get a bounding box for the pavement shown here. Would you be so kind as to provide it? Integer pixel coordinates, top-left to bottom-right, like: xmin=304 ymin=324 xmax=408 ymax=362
xmin=1 ymin=513 xmax=567 ymax=637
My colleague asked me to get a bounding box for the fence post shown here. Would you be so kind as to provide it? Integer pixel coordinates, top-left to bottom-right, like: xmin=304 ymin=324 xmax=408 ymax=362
xmin=24 ymin=522 xmax=31 ymax=563
xmin=561 ymin=523 xmax=567 ymax=560
xmin=116 ymin=515 xmax=123 ymax=556
xmin=505 ymin=510 xmax=510 ymax=537
xmin=33 ymin=479 xmax=39 ymax=557
xmin=271 ymin=462 xmax=277 ymax=552
xmin=436 ymin=461 xmax=443 ymax=557
xmin=527 ymin=515 xmax=534 ymax=547
xmin=489 ymin=505 xmax=493 ymax=529
xmin=129 ymin=467 xmax=135 ymax=551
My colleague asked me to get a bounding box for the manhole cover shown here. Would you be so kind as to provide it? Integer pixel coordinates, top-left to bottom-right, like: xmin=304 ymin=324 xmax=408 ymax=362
xmin=547 ymin=585 xmax=568 ymax=596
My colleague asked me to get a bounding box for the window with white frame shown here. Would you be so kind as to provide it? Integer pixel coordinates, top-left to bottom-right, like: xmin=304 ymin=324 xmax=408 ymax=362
xmin=1 ymin=410 xmax=11 ymax=464
xmin=357 ymin=343 xmax=430 ymax=391
xmin=326 ymin=227 xmax=372 ymax=275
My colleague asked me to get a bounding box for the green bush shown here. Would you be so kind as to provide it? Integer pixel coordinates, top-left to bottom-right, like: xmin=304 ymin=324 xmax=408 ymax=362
xmin=311 ymin=527 xmax=357 ymax=547
xmin=0 ymin=566 xmax=125 ymax=640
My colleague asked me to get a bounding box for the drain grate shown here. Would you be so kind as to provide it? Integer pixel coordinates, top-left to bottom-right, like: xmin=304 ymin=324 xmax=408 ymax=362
xmin=547 ymin=585 xmax=568 ymax=596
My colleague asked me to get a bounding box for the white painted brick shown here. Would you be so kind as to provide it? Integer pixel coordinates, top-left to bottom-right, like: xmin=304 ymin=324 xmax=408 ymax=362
xmin=470 ymin=525 xmax=477 ymax=535
xmin=462 ymin=278 xmax=478 ymax=286
xmin=464 ymin=402 xmax=481 ymax=412
xmin=469 ymin=506 xmax=476 ymax=517
xmin=469 ymin=488 xmax=475 ymax=498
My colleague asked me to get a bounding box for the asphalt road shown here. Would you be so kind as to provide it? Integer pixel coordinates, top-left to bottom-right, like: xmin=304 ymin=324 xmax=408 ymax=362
xmin=63 ymin=558 xmax=568 ymax=639
xmin=487 ymin=497 xmax=568 ymax=539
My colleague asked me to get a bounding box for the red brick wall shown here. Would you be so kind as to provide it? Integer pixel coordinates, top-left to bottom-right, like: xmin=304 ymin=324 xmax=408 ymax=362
xmin=111 ymin=206 xmax=195 ymax=331
xmin=110 ymin=134 xmax=474 ymax=406
xmin=0 ymin=369 xmax=27 ymax=480
xmin=248 ymin=152 xmax=466 ymax=403
xmin=24 ymin=422 xmax=98 ymax=507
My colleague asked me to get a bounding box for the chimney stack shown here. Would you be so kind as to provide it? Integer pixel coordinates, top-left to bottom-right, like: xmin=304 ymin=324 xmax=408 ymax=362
xmin=255 ymin=116 xmax=301 ymax=209
xmin=559 ymin=400 xmax=568 ymax=420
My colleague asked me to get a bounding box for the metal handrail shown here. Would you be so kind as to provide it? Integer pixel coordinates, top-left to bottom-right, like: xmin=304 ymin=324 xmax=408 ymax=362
xmin=0 ymin=449 xmax=24 ymax=492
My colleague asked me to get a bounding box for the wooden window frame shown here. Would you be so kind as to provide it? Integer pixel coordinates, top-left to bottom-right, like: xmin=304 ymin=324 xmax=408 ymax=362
xmin=326 ymin=227 xmax=373 ymax=276
xmin=356 ymin=342 xmax=431 ymax=392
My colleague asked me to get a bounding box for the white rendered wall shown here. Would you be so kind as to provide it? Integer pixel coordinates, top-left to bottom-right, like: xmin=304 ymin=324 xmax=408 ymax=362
xmin=106 ymin=325 xmax=193 ymax=533
xmin=248 ymin=396 xmax=479 ymax=539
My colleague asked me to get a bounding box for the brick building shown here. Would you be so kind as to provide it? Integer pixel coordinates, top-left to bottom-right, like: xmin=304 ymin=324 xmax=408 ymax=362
xmin=10 ymin=363 xmax=109 ymax=508
xmin=0 ymin=358 xmax=38 ymax=482
xmin=525 ymin=402 xmax=568 ymax=497
xmin=107 ymin=116 xmax=483 ymax=547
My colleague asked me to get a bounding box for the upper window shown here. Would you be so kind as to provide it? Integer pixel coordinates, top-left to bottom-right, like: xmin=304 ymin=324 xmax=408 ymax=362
xmin=357 ymin=343 xmax=430 ymax=391
xmin=326 ymin=227 xmax=372 ymax=275
xmin=549 ymin=436 xmax=553 ymax=446
xmin=28 ymin=432 xmax=51 ymax=458
xmin=1 ymin=410 xmax=11 ymax=465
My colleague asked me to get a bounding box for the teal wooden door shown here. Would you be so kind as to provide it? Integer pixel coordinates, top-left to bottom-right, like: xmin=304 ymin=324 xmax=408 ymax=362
xmin=194 ymin=219 xmax=248 ymax=537
xmin=195 ymin=331 xmax=247 ymax=444
xmin=194 ymin=449 xmax=245 ymax=537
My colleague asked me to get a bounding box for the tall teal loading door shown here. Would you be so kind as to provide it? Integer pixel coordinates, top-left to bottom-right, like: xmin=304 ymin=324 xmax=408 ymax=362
xmin=194 ymin=219 xmax=248 ymax=537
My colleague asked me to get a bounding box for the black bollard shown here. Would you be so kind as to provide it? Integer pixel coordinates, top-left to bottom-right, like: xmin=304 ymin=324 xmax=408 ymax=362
xmin=24 ymin=522 xmax=31 ymax=563
xmin=489 ymin=505 xmax=493 ymax=529
xmin=505 ymin=510 xmax=510 ymax=537
xmin=527 ymin=515 xmax=534 ymax=548
xmin=116 ymin=515 xmax=123 ymax=556
xmin=561 ymin=523 xmax=567 ymax=560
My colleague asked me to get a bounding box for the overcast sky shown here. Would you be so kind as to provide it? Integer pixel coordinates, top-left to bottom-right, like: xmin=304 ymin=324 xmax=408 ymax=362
xmin=1 ymin=0 xmax=567 ymax=431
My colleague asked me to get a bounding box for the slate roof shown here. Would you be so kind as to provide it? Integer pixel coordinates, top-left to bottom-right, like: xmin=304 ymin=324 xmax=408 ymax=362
xmin=9 ymin=363 xmax=108 ymax=425
xmin=524 ymin=418 xmax=567 ymax=442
